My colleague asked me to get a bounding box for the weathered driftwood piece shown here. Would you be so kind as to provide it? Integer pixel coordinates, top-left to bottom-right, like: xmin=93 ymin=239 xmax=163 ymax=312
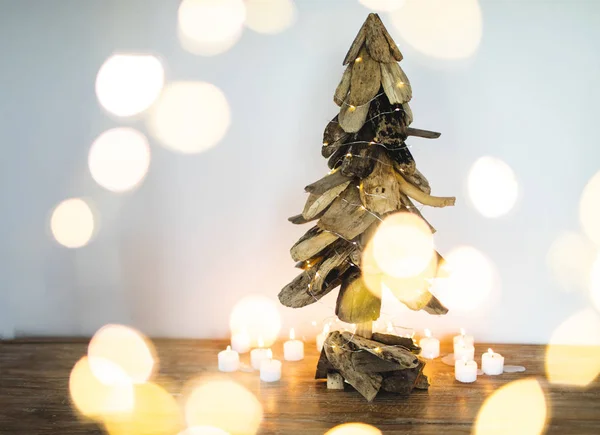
xmin=302 ymin=181 xmax=351 ymax=220
xmin=405 ymin=127 xmax=441 ymax=139
xmin=318 ymin=183 xmax=378 ymax=240
xmin=327 ymin=372 xmax=345 ymax=390
xmin=341 ymin=146 xmax=375 ymax=179
xmin=279 ymin=244 xmax=354 ymax=308
xmin=380 ymin=362 xmax=425 ymax=395
xmin=323 ymin=116 xmax=350 ymax=158
xmin=290 ymin=226 xmax=338 ymax=262
xmin=305 ymin=170 xmax=352 ymax=195
xmin=371 ymin=333 xmax=421 ymax=353
xmin=339 ymin=100 xmax=370 ymax=133
xmin=396 ymin=172 xmax=456 ymax=208
xmin=388 ymin=145 xmax=416 ymax=175
xmin=400 ymin=166 xmax=431 ymax=195
xmin=310 ymin=241 xmax=356 ymax=294
xmin=340 ymin=331 xmax=420 ymax=369
xmin=336 ymin=268 xmax=381 ymax=323
xmin=351 ymin=351 xmax=406 ymax=373
xmin=334 ymin=65 xmax=352 ymax=106
xmin=343 ymin=18 xmax=367 ymax=66
xmin=360 ymin=150 xmax=402 ymax=214
xmin=328 ymin=146 xmax=350 ymax=170
xmin=324 ymin=331 xmax=382 ymax=402
xmin=349 ymin=47 xmax=381 ymax=107
xmin=402 ymin=102 xmax=413 ymax=126
xmin=373 ymin=14 xmax=403 ymax=62
xmin=364 ymin=14 xmax=393 ymax=63
xmin=415 ymin=373 xmax=429 ymax=390
xmin=315 ymin=347 xmax=335 ymax=379
xmin=400 ymin=290 xmax=449 ymax=315
xmin=288 ymin=214 xmax=311 ymax=225
xmin=381 ymin=63 xmax=412 ymax=104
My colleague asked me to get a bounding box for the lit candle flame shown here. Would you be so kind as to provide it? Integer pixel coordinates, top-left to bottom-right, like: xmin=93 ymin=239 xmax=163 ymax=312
xmin=462 ymin=356 xmax=467 ymax=364
xmin=267 ymin=349 xmax=273 ymax=359
xmin=386 ymin=322 xmax=394 ymax=333
xmin=290 ymin=328 xmax=295 ymax=340
xmin=460 ymin=327 xmax=466 ymax=336
xmin=258 ymin=336 xmax=264 ymax=348
xmin=488 ymin=348 xmax=494 ymax=356
xmin=226 ymin=345 xmax=231 ymax=351
xmin=425 ymin=328 xmax=431 ymax=338
xmin=323 ymin=324 xmax=330 ymax=334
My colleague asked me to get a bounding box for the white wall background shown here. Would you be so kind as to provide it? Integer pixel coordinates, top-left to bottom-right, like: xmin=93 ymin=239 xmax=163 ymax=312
xmin=1 ymin=0 xmax=599 ymax=343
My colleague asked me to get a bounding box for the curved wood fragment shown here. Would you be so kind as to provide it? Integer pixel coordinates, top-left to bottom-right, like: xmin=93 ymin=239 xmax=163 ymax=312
xmin=381 ymin=62 xmax=412 ymax=104
xmin=290 ymin=226 xmax=338 ymax=262
xmin=360 ymin=151 xmax=403 ymax=215
xmin=340 ymin=331 xmax=420 ymax=369
xmin=305 ymin=170 xmax=352 ymax=195
xmin=343 ymin=18 xmax=367 ymax=65
xmin=334 ymin=64 xmax=352 ymax=106
xmin=396 ymin=172 xmax=455 ymax=208
xmin=302 ymin=182 xmax=351 ymax=220
xmin=349 ymin=47 xmax=381 ymax=106
xmin=339 ymin=101 xmax=370 ymax=133
xmin=364 ymin=13 xmax=393 ymax=63
xmin=336 ymin=268 xmax=381 ymax=323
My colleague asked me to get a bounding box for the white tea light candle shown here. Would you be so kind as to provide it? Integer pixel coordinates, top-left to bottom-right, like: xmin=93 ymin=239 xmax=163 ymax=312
xmin=419 ymin=329 xmax=440 ymax=359
xmin=455 ymin=358 xmax=478 ymax=383
xmin=316 ymin=324 xmax=331 ymax=352
xmin=260 ymin=357 xmax=282 ymax=382
xmin=250 ymin=338 xmax=272 ymax=370
xmin=284 ymin=328 xmax=304 ymax=361
xmin=454 ymin=342 xmax=475 ymax=362
xmin=231 ymin=329 xmax=251 ymax=354
xmin=218 ymin=345 xmax=240 ymax=372
xmin=453 ymin=328 xmax=474 ymax=349
xmin=482 ymin=348 xmax=504 ymax=375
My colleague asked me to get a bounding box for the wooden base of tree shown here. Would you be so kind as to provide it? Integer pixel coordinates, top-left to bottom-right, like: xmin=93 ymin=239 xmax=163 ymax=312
xmin=315 ymin=331 xmax=429 ymax=401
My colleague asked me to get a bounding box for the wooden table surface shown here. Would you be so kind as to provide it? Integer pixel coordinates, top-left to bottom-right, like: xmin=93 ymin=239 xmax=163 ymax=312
xmin=1 ymin=339 xmax=599 ymax=434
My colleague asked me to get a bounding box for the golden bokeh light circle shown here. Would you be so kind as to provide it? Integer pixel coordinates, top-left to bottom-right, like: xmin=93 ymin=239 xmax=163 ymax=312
xmin=95 ymin=54 xmax=164 ymax=117
xmin=390 ymin=0 xmax=483 ymax=60
xmin=184 ymin=379 xmax=263 ymax=435
xmin=88 ymin=324 xmax=156 ymax=384
xmin=148 ymin=81 xmax=231 ymax=154
xmin=325 ymin=422 xmax=382 ymax=435
xmin=245 ymin=0 xmax=297 ymax=34
xmin=468 ymin=156 xmax=519 ymax=218
xmin=88 ymin=128 xmax=151 ymax=193
xmin=50 ymin=198 xmax=95 ymax=248
xmin=229 ymin=294 xmax=281 ymax=347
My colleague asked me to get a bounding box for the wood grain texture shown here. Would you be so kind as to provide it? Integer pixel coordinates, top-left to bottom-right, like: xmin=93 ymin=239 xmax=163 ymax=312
xmin=1 ymin=340 xmax=599 ymax=434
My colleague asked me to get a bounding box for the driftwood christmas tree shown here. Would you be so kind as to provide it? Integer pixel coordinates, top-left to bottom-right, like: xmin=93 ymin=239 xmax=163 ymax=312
xmin=279 ymin=14 xmax=456 ymax=401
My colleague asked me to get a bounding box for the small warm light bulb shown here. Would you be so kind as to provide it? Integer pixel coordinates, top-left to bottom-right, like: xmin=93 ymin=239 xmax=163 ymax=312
xmin=425 ymin=328 xmax=431 ymax=338
xmin=345 ymin=153 xmax=352 ymax=158
xmin=349 ymin=105 xmax=356 ymax=112
xmin=311 ymin=320 xmax=317 ymax=327
xmin=374 ymin=347 xmax=381 ymax=353
xmin=397 ymin=81 xmax=405 ymax=87
xmin=258 ymin=336 xmax=264 ymax=348
xmin=290 ymin=328 xmax=295 ymax=340
xmin=323 ymin=142 xmax=329 ymax=146
xmin=355 ymin=57 xmax=363 ymax=63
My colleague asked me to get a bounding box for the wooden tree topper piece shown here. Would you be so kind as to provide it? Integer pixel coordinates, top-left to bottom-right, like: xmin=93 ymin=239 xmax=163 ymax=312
xmin=349 ymin=47 xmax=381 ymax=106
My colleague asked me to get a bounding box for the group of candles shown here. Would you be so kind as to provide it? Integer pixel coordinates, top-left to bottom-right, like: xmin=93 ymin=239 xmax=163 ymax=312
xmin=222 ymin=326 xmax=505 ymax=384
xmin=452 ymin=329 xmax=504 ymax=382
xmin=219 ymin=328 xmax=305 ymax=382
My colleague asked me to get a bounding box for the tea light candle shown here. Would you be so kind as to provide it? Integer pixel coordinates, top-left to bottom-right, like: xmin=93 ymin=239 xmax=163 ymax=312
xmin=316 ymin=324 xmax=331 ymax=352
xmin=250 ymin=338 xmax=271 ymax=370
xmin=419 ymin=329 xmax=440 ymax=359
xmin=455 ymin=358 xmax=478 ymax=383
xmin=218 ymin=345 xmax=240 ymax=372
xmin=231 ymin=329 xmax=251 ymax=354
xmin=454 ymin=342 xmax=475 ymax=361
xmin=453 ymin=328 xmax=474 ymax=350
xmin=260 ymin=357 xmax=282 ymax=382
xmin=482 ymin=348 xmax=504 ymax=375
xmin=284 ymin=328 xmax=304 ymax=361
